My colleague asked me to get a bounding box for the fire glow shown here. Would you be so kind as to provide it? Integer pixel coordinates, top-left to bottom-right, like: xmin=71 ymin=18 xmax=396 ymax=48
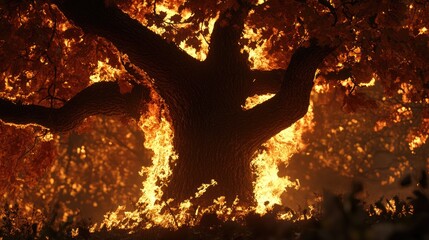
xmin=245 ymin=94 xmax=314 ymax=214
xmin=99 ymin=89 xmax=315 ymax=230
xmin=95 ymin=3 xmax=317 ymax=228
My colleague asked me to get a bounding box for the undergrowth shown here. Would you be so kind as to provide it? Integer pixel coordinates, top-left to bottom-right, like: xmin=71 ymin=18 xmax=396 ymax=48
xmin=1 ymin=171 xmax=428 ymax=240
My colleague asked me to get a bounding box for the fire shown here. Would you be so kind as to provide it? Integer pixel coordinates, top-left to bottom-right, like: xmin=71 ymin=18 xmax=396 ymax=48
xmin=242 ymin=24 xmax=273 ymax=69
xmin=120 ymin=1 xmax=211 ymax=61
xmin=102 ymin=89 xmax=180 ymax=229
xmin=243 ymin=94 xmax=315 ymax=214
xmin=100 ymin=87 xmax=315 ymax=230
xmin=102 ymin=91 xmax=228 ymax=229
xmin=368 ymin=198 xmax=411 ymax=216
xmin=408 ymin=122 xmax=429 ymax=152
xmin=89 ymin=58 xmax=124 ymax=83
xmin=137 ymin=93 xmax=177 ymax=210
xmin=419 ymin=27 xmax=428 ymax=35
xmin=99 ymin=2 xmax=317 ymax=229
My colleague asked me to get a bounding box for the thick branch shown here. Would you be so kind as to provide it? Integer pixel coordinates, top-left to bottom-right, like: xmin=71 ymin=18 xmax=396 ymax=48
xmin=206 ymin=2 xmax=250 ymax=66
xmin=321 ymin=67 xmax=353 ymax=81
xmin=241 ymin=41 xmax=334 ymax=148
xmin=201 ymin=3 xmax=253 ymax=108
xmin=0 ymin=82 xmax=150 ymax=132
xmin=248 ymin=69 xmax=285 ymax=95
xmin=54 ymin=0 xmax=199 ymax=90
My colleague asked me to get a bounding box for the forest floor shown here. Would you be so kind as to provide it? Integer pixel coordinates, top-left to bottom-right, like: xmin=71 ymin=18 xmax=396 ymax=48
xmin=1 ymin=176 xmax=428 ymax=240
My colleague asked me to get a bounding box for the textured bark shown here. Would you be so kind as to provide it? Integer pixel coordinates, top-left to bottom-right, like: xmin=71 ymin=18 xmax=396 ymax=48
xmin=242 ymin=43 xmax=334 ymax=149
xmin=165 ymin=43 xmax=333 ymax=205
xmin=0 ymin=82 xmax=150 ymax=132
xmin=1 ymin=1 xmax=335 ymax=207
xmin=166 ymin=121 xmax=256 ymax=205
xmin=54 ymin=0 xmax=201 ymax=113
xmin=248 ymin=69 xmax=285 ymax=95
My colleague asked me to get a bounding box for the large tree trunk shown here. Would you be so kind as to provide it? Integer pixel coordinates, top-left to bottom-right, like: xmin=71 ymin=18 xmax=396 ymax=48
xmin=161 ymin=43 xmax=333 ymax=207
xmin=167 ymin=136 xmax=256 ymax=206
xmin=166 ymin=112 xmax=257 ymax=206
xmin=0 ymin=0 xmax=335 ymax=208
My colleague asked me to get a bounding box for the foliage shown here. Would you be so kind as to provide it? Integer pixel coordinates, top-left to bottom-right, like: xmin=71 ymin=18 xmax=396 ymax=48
xmin=1 ymin=116 xmax=150 ymax=229
xmin=283 ymin=79 xmax=428 ymax=207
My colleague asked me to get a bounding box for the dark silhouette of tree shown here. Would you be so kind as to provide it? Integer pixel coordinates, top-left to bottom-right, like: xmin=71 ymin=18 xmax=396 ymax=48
xmin=0 ymin=0 xmax=428 ymax=207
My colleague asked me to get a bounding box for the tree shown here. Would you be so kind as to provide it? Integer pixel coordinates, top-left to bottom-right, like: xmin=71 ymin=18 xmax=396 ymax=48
xmin=0 ymin=0 xmax=428 ymax=207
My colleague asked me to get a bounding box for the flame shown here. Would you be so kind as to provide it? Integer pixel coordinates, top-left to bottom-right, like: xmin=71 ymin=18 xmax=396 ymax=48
xmin=101 ymin=87 xmax=315 ymax=229
xmin=137 ymin=92 xmax=177 ymax=210
xmin=99 ymin=2 xmax=317 ymax=228
xmin=409 ymin=134 xmax=428 ymax=151
xmin=359 ymin=77 xmax=376 ymax=87
xmin=89 ymin=58 xmax=124 ymax=83
xmin=368 ymin=198 xmax=411 ymax=216
xmin=101 ymin=91 xmax=230 ymax=229
xmin=242 ymin=25 xmax=272 ymax=69
xmin=419 ymin=27 xmax=428 ymax=35
xmin=243 ymin=94 xmax=315 ymax=214
xmin=121 ymin=1 xmax=210 ymax=61
xmin=102 ymin=89 xmax=180 ymax=229
xmin=408 ymin=119 xmax=429 ymax=151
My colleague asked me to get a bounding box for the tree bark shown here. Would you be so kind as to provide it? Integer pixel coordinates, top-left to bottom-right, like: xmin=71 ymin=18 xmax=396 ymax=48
xmin=0 ymin=82 xmax=150 ymax=132
xmin=248 ymin=69 xmax=285 ymax=95
xmin=242 ymin=42 xmax=334 ymax=149
xmin=165 ymin=43 xmax=333 ymax=205
xmin=54 ymin=0 xmax=202 ymax=119
xmin=166 ymin=122 xmax=256 ymax=205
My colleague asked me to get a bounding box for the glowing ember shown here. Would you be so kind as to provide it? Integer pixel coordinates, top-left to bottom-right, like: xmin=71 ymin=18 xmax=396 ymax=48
xmin=418 ymin=27 xmax=428 ymax=35
xmin=408 ymin=126 xmax=428 ymax=152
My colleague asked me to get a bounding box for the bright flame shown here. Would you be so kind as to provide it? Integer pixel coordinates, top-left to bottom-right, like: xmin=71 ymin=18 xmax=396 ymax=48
xmin=409 ymin=134 xmax=428 ymax=151
xmin=99 ymin=2 xmax=317 ymax=227
xmin=359 ymin=77 xmax=376 ymax=87
xmin=243 ymin=94 xmax=314 ymax=214
xmin=103 ymin=90 xmax=180 ymax=229
xmin=419 ymin=27 xmax=428 ymax=35
xmin=101 ymin=89 xmax=315 ymax=229
xmin=89 ymin=58 xmax=124 ymax=83
xmin=242 ymin=26 xmax=272 ymax=69
xmin=102 ymin=91 xmax=230 ymax=229
xmin=135 ymin=91 xmax=178 ymax=222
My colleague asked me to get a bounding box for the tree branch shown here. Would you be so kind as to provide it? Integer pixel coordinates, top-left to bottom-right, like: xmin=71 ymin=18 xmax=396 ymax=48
xmin=320 ymin=67 xmax=353 ymax=81
xmin=206 ymin=2 xmax=251 ymax=67
xmin=54 ymin=0 xmax=200 ymax=91
xmin=0 ymin=81 xmax=150 ymax=132
xmin=241 ymin=41 xmax=334 ymax=148
xmin=201 ymin=3 xmax=253 ymax=107
xmin=248 ymin=69 xmax=285 ymax=95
